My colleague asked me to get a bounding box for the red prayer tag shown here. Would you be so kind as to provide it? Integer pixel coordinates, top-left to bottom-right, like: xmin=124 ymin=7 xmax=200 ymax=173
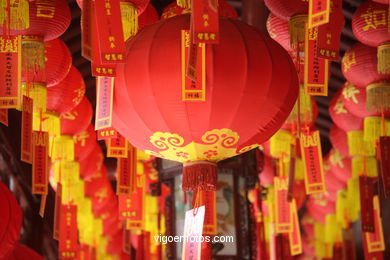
xmin=359 ymin=176 xmax=375 ymax=233
xmin=94 ymin=0 xmax=126 ymax=64
xmin=182 ymin=206 xmax=205 ymax=260
xmin=117 ymin=145 xmax=137 ymax=196
xmin=95 ymin=76 xmax=114 ymax=130
xmin=364 ymin=196 xmax=385 ymax=253
xmin=308 ymin=0 xmax=330 ymax=28
xmin=53 ymin=182 xmax=62 ymax=240
xmin=181 ymin=30 xmax=206 ymax=101
xmin=274 ymin=176 xmax=292 ymax=233
xmin=81 ymin=0 xmax=93 ymax=60
xmin=106 ymin=133 xmax=128 ymax=158
xmin=32 ymin=131 xmax=49 ymax=195
xmin=124 ymin=175 xmax=146 ymax=229
xmin=289 ymin=199 xmax=302 ymax=255
xmin=0 ymin=35 xmax=21 ymax=108
xmin=304 ymin=25 xmax=329 ymax=96
xmin=59 ymin=204 xmax=79 ymax=259
xmin=191 ymin=0 xmax=219 ymax=44
xmin=379 ymin=136 xmax=390 ymax=198
xmin=97 ymin=127 xmax=118 ymax=140
xmin=199 ymin=190 xmax=217 ymax=235
xmin=0 ymin=109 xmax=8 ymax=126
xmin=300 ymin=130 xmax=326 ymax=194
xmin=21 ymin=96 xmax=33 ymax=163
xmin=316 ymin=0 xmax=343 ymax=61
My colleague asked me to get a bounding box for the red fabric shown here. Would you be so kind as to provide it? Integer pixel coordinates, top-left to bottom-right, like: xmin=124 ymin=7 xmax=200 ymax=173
xmin=342 ymin=43 xmax=387 ymax=87
xmin=74 ymin=124 xmax=97 ymax=161
xmin=47 ymin=66 xmax=85 ymax=114
xmin=329 ymin=125 xmax=349 ymax=157
xmin=79 ymin=144 xmax=104 ymax=180
xmin=6 ymin=244 xmax=43 ymax=260
xmin=0 ymin=182 xmax=22 ymax=259
xmin=266 ymin=13 xmax=292 ymax=52
xmin=60 ymin=97 xmax=92 ymax=136
xmin=139 ymin=4 xmax=159 ymax=30
xmin=112 ymin=15 xmax=299 ymax=160
xmin=264 ymin=0 xmax=308 ymax=20
xmin=352 ymin=0 xmax=390 ymax=47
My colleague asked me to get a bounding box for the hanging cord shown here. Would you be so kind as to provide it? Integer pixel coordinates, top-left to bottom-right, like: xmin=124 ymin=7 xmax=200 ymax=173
xmin=192 ymin=186 xmax=201 ymax=216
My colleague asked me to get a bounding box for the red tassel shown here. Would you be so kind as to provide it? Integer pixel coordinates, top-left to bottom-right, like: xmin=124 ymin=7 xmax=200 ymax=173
xmin=201 ymin=238 xmax=212 ymax=260
xmin=182 ymin=161 xmax=217 ymax=191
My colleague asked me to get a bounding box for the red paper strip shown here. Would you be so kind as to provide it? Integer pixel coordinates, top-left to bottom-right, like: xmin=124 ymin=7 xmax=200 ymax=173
xmin=359 ymin=176 xmax=375 ymax=232
xmin=181 ymin=30 xmax=206 ymax=101
xmin=81 ymin=0 xmax=93 ymax=60
xmin=274 ymin=176 xmax=292 ymax=233
xmin=123 ymin=229 xmax=132 ymax=254
xmin=200 ymin=190 xmax=217 ymax=235
xmin=94 ymin=0 xmax=125 ymax=64
xmin=308 ymin=0 xmax=330 ymax=28
xmin=0 ymin=35 xmax=21 ymax=108
xmin=124 ymin=175 xmax=146 ymax=229
xmin=316 ymin=0 xmax=343 ymax=61
xmin=59 ymin=204 xmax=79 ymax=259
xmin=95 ymin=76 xmax=114 ymax=130
xmin=39 ymin=194 xmax=47 ymax=217
xmin=106 ymin=133 xmax=128 ymax=158
xmin=54 ymin=182 xmax=62 ymax=240
xmin=191 ymin=0 xmax=219 ymax=44
xmin=21 ymin=96 xmax=33 ymax=163
xmin=0 ymin=109 xmax=8 ymax=126
xmin=117 ymin=145 xmax=137 ymax=196
xmin=289 ymin=199 xmax=302 ymax=255
xmin=182 ymin=206 xmax=205 ymax=260
xmin=97 ymin=127 xmax=118 ymax=140
xmin=379 ymin=136 xmax=390 ymax=198
xmin=300 ymin=130 xmax=326 ymax=194
xmin=364 ymin=196 xmax=385 ymax=253
xmin=304 ymin=25 xmax=329 ymax=96
xmin=32 ymin=131 xmax=49 ymax=195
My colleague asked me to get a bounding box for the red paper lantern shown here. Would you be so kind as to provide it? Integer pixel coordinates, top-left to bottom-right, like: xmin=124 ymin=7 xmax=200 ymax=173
xmin=84 ymin=166 xmax=109 ymax=196
xmin=138 ymin=3 xmax=159 ymax=30
xmin=47 ymin=66 xmax=86 ymax=114
xmin=306 ymin=195 xmax=336 ymax=223
xmin=91 ymin=185 xmax=117 ymax=217
xmin=325 ymin=169 xmax=347 ymax=193
xmin=264 ymin=0 xmax=308 ymax=20
xmin=329 ymin=125 xmax=349 ymax=157
xmin=373 ymin=0 xmax=389 ymax=3
xmin=341 ymin=43 xmax=388 ymax=87
xmin=60 ymin=97 xmax=93 ymax=136
xmin=6 ymin=244 xmax=43 ymax=260
xmin=102 ymin=213 xmax=121 ymax=237
xmin=106 ymin=230 xmax=123 ymax=254
xmin=74 ymin=124 xmax=97 ymax=161
xmin=161 ymin=0 xmax=238 ymax=20
xmin=266 ymin=13 xmax=292 ymax=53
xmin=352 ymin=0 xmax=390 ymax=74
xmin=0 ymin=182 xmax=22 ymax=259
xmin=112 ymin=15 xmax=299 ymax=191
xmin=79 ymin=144 xmax=104 ymax=180
xmin=326 ymin=149 xmax=352 ymax=183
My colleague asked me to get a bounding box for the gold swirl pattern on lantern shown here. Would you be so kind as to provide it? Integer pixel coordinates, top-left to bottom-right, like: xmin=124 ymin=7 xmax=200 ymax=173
xmin=146 ymin=128 xmax=259 ymax=162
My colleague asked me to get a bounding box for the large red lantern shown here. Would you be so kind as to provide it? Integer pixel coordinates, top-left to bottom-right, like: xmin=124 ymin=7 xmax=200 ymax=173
xmin=266 ymin=13 xmax=292 ymax=53
xmin=329 ymin=125 xmax=349 ymax=157
xmin=60 ymin=97 xmax=93 ymax=136
xmin=74 ymin=124 xmax=97 ymax=161
xmin=352 ymin=0 xmax=390 ymax=74
xmin=0 ymin=182 xmax=22 ymax=259
xmin=112 ymin=15 xmax=299 ymax=191
xmin=138 ymin=4 xmax=159 ymax=30
xmin=46 ymin=66 xmax=86 ymax=114
xmin=264 ymin=0 xmax=307 ymax=21
xmin=6 ymin=244 xmax=43 ymax=260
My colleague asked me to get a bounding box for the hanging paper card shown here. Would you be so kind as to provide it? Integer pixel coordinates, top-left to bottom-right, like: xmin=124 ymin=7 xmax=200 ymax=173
xmin=39 ymin=194 xmax=46 ymax=217
xmin=359 ymin=176 xmax=375 ymax=232
xmin=300 ymin=130 xmax=326 ymax=194
xmin=182 ymin=206 xmax=205 ymax=260
xmin=316 ymin=0 xmax=343 ymax=61
xmin=181 ymin=30 xmax=206 ymax=101
xmin=200 ymin=190 xmax=217 ymax=235
xmin=107 ymin=133 xmax=128 ymax=158
xmin=117 ymin=145 xmax=137 ymax=196
xmin=94 ymin=0 xmax=125 ymax=64
xmin=274 ymin=177 xmax=292 ymax=233
xmin=54 ymin=182 xmax=62 ymax=240
xmin=379 ymin=136 xmax=390 ymax=198
xmin=59 ymin=204 xmax=79 ymax=259
xmin=0 ymin=109 xmax=8 ymax=126
xmin=365 ymin=196 xmax=385 ymax=253
xmin=95 ymin=76 xmax=114 ymax=130
xmin=0 ymin=35 xmax=21 ymax=108
xmin=289 ymin=199 xmax=302 ymax=255
xmin=97 ymin=127 xmax=118 ymax=141
xmin=125 ymin=174 xmax=146 ymax=229
xmin=308 ymin=0 xmax=330 ymax=28
xmin=82 ymin=0 xmax=93 ymax=60
xmin=32 ymin=131 xmax=48 ymax=194
xmin=91 ymin=64 xmax=116 ymax=77
xmin=21 ymin=96 xmax=33 ymax=163
xmin=304 ymin=25 xmax=329 ymax=96
xmin=191 ymin=0 xmax=218 ymax=44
